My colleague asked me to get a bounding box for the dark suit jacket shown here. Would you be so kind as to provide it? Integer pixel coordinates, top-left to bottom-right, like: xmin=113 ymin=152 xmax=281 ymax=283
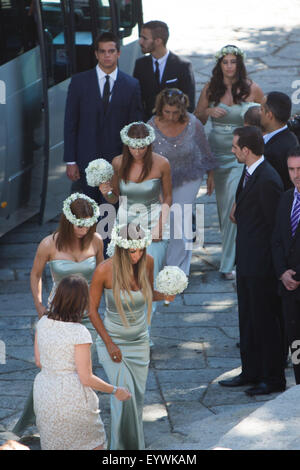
xmin=264 ymin=128 xmax=298 ymax=190
xmin=133 ymin=51 xmax=195 ymax=121
xmin=272 ymin=188 xmax=300 ymax=298
xmin=235 ymin=160 xmax=284 ymax=277
xmin=63 ymin=68 xmax=143 ymax=169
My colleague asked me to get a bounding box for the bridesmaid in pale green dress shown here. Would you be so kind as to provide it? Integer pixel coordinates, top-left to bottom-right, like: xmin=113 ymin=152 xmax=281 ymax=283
xmin=99 ymin=122 xmax=172 ymax=335
xmin=195 ymin=45 xmax=264 ymax=279
xmin=88 ymin=224 xmax=175 ymax=450
xmin=13 ymin=193 xmax=103 ymax=435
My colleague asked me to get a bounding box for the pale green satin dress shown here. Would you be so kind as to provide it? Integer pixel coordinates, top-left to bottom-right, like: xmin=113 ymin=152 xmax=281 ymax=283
xmin=47 ymin=257 xmax=97 ymax=342
xmin=13 ymin=257 xmax=98 ymax=435
xmin=96 ymin=288 xmax=150 ymax=450
xmin=118 ymin=178 xmax=169 ymax=326
xmin=208 ymin=102 xmax=257 ymax=273
xmin=118 ymin=178 xmax=168 ymax=281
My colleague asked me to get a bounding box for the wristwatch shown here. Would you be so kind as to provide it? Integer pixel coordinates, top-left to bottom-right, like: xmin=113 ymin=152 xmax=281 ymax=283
xmin=111 ymin=385 xmax=117 ymax=394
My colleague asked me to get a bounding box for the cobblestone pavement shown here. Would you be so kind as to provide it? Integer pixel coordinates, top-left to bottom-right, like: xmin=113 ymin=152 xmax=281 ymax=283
xmin=1 ymin=1 xmax=300 ymax=450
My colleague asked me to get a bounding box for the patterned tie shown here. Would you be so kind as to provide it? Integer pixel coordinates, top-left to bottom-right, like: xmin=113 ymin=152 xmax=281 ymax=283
xmin=102 ymin=75 xmax=110 ymax=113
xmin=291 ymin=192 xmax=300 ymax=237
xmin=243 ymin=169 xmax=251 ymax=188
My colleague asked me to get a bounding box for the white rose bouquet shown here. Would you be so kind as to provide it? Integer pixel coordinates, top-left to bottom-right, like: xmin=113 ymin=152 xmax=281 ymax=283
xmin=155 ymin=266 xmax=188 ymax=306
xmin=85 ymin=158 xmax=114 ymax=196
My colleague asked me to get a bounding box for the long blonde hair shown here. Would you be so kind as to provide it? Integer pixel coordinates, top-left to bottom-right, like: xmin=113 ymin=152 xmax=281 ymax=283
xmin=112 ymin=225 xmax=152 ymax=326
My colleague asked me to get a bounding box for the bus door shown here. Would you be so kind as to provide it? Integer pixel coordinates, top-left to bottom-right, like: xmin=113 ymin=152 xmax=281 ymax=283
xmin=0 ymin=0 xmax=46 ymax=236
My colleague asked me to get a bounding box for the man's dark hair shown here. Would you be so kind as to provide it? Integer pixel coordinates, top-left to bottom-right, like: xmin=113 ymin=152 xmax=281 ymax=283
xmin=244 ymin=106 xmax=262 ymax=128
xmin=142 ymin=20 xmax=169 ymax=45
xmin=287 ymin=145 xmax=300 ymax=159
xmin=94 ymin=32 xmax=120 ymax=52
xmin=265 ymin=91 xmax=292 ymax=124
xmin=233 ymin=126 xmax=264 ymax=156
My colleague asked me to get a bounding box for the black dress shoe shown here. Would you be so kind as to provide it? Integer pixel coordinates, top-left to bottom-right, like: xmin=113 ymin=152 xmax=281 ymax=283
xmin=219 ymin=374 xmax=257 ymax=387
xmin=245 ymin=382 xmax=286 ymax=396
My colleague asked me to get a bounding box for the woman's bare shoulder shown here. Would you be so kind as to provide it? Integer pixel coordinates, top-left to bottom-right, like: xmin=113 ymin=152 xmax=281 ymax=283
xmin=38 ymin=233 xmax=56 ymax=251
xmin=152 ymin=152 xmax=170 ymax=168
xmin=249 ymin=81 xmax=265 ymax=103
xmin=112 ymin=155 xmax=122 ymax=169
xmin=146 ymin=253 xmax=154 ymax=268
xmin=92 ymin=231 xmax=103 ymax=243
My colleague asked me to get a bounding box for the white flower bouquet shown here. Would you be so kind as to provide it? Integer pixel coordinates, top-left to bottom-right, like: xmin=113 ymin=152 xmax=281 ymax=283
xmin=155 ymin=266 xmax=188 ymax=306
xmin=85 ymin=158 xmax=114 ymax=196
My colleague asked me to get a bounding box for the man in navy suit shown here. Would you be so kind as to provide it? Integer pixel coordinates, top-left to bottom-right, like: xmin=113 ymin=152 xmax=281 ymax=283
xmin=133 ymin=21 xmax=195 ymax=121
xmin=64 ymin=32 xmax=143 ymax=203
xmin=272 ymin=146 xmax=300 ymax=384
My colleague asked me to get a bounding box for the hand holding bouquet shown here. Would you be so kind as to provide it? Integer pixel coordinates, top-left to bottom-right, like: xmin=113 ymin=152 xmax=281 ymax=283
xmin=155 ymin=266 xmax=188 ymax=306
xmin=85 ymin=158 xmax=114 ymax=197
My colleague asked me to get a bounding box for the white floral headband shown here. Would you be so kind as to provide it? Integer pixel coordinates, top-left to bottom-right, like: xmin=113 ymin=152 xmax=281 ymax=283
xmin=62 ymin=193 xmax=99 ymax=227
xmin=107 ymin=224 xmax=152 ymax=257
xmin=120 ymin=122 xmax=155 ymax=149
xmin=215 ymin=45 xmax=245 ymax=62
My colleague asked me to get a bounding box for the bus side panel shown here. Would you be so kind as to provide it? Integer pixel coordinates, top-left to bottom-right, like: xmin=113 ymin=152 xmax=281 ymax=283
xmin=42 ymin=78 xmax=72 ymax=224
xmin=0 ymin=47 xmax=45 ymax=237
xmin=118 ymin=39 xmax=142 ymax=75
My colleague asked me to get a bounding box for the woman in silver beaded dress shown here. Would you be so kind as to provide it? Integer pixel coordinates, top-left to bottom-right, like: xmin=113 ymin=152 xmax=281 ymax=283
xmin=148 ymin=88 xmax=217 ymax=276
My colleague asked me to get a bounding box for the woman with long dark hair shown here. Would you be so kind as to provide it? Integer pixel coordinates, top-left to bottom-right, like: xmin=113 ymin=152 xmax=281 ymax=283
xmin=195 ymin=45 xmax=264 ymax=279
xmin=99 ymin=122 xmax=172 ymax=330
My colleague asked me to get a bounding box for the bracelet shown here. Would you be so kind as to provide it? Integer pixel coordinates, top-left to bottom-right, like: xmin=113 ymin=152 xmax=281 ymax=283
xmin=111 ymin=385 xmax=118 ymax=394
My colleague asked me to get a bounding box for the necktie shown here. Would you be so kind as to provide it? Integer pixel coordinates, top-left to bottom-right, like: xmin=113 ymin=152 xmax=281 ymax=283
xmin=243 ymin=169 xmax=251 ymax=188
xmin=103 ymin=75 xmax=110 ymax=113
xmin=291 ymin=193 xmax=300 ymax=237
xmin=154 ymin=60 xmax=160 ymax=91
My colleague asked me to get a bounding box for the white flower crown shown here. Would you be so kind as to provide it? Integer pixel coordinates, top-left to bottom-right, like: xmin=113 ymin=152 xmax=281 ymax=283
xmin=215 ymin=45 xmax=245 ymax=62
xmin=120 ymin=122 xmax=156 ymax=149
xmin=62 ymin=193 xmax=99 ymax=227
xmin=107 ymin=224 xmax=152 ymax=257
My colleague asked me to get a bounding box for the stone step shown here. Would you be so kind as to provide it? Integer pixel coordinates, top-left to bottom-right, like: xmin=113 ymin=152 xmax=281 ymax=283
xmin=215 ymin=385 xmax=300 ymax=450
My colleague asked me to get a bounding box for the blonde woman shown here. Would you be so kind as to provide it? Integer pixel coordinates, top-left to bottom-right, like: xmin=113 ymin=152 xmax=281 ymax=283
xmin=88 ymin=224 xmax=174 ymax=450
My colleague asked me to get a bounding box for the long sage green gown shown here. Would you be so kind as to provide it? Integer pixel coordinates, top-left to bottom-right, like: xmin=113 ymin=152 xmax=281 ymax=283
xmin=118 ymin=178 xmax=168 ymax=281
xmin=96 ymin=288 xmax=150 ymax=450
xmin=13 ymin=257 xmax=98 ymax=435
xmin=117 ymin=178 xmax=169 ymax=331
xmin=208 ymin=102 xmax=258 ymax=273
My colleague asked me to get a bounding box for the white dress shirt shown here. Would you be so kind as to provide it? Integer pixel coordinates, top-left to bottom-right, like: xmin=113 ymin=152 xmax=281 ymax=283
xmin=151 ymin=50 xmax=169 ymax=82
xmin=96 ymin=64 xmax=118 ymax=97
xmin=263 ymin=125 xmax=288 ymax=144
xmin=246 ymin=155 xmax=265 ymax=175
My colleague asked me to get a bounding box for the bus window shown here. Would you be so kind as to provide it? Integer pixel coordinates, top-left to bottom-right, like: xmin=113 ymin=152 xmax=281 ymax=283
xmin=118 ymin=0 xmax=135 ymax=29
xmin=40 ymin=0 xmax=71 ymax=87
xmin=0 ymin=0 xmax=38 ymax=66
xmin=95 ymin=0 xmax=113 ymax=32
xmin=115 ymin=0 xmax=141 ymax=41
xmin=71 ymin=0 xmax=113 ymax=73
